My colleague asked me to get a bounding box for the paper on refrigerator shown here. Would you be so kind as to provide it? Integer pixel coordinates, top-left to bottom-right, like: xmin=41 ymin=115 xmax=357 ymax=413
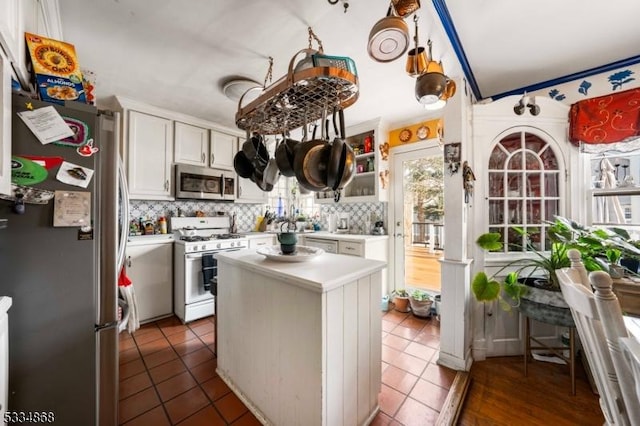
xmin=17 ymin=106 xmax=75 ymax=144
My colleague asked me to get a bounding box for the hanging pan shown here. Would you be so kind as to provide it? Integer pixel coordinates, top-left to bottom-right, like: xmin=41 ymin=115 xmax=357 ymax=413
xmin=367 ymin=4 xmax=410 ymax=63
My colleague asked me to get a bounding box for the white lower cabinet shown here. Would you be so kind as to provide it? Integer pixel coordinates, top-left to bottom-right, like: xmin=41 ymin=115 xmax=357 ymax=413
xmin=248 ymin=235 xmax=275 ymax=248
xmin=126 ymin=240 xmax=173 ymax=323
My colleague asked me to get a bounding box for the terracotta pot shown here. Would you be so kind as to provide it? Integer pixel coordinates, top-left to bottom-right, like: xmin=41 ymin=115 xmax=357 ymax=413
xmin=394 ymin=296 xmax=410 ymax=313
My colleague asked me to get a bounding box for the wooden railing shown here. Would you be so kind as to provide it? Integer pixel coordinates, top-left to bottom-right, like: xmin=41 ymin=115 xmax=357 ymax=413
xmin=412 ymin=222 xmax=444 ymax=252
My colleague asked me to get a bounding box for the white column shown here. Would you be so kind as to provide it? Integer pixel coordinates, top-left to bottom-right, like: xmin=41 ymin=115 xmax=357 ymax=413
xmin=438 ymin=77 xmax=474 ymax=371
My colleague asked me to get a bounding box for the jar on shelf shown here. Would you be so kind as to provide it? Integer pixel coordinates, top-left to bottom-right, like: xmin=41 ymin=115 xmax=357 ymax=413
xmin=367 ymin=158 xmax=374 ymax=172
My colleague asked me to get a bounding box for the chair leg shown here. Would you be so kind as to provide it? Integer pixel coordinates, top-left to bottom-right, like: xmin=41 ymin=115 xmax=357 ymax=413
xmin=524 ymin=317 xmax=530 ymax=377
xmin=570 ymin=327 xmax=576 ymax=396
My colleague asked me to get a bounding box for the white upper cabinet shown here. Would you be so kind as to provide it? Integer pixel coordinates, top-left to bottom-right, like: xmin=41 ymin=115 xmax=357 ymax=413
xmin=0 ymin=0 xmax=64 ymax=89
xmin=0 ymin=0 xmax=22 ymax=73
xmin=127 ymin=110 xmax=174 ymax=200
xmin=174 ymin=122 xmax=209 ymax=167
xmin=0 ymin=49 xmax=11 ymax=196
xmin=210 ymin=130 xmax=235 ymax=170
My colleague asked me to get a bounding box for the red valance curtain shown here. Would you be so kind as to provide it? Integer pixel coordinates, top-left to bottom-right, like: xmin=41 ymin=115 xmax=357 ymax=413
xmin=569 ymin=87 xmax=640 ymax=145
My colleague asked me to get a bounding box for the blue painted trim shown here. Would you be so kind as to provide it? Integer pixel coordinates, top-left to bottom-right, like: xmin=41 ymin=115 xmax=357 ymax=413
xmin=490 ymin=55 xmax=640 ymax=100
xmin=433 ymin=0 xmax=640 ymax=102
xmin=431 ymin=0 xmax=482 ymax=100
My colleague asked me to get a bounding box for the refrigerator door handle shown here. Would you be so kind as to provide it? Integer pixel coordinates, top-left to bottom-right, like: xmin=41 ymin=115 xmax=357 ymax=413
xmin=97 ymin=113 xmax=120 ymax=326
xmin=117 ymin=155 xmax=129 ymax=274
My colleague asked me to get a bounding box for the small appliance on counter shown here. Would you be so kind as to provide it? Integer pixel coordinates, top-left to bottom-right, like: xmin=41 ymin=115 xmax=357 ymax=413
xmin=336 ymin=214 xmax=350 ymax=234
xmin=372 ymin=220 xmax=386 ymax=235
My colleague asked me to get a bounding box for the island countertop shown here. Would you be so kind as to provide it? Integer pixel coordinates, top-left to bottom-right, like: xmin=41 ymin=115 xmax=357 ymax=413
xmin=215 ymin=248 xmax=386 ymax=293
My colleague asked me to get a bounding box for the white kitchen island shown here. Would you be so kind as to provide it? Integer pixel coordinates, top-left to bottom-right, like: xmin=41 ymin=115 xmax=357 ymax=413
xmin=215 ymin=249 xmax=386 ymax=426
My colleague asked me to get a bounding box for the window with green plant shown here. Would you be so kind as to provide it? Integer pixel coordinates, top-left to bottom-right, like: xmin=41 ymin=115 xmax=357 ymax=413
xmin=487 ymin=131 xmax=561 ymax=253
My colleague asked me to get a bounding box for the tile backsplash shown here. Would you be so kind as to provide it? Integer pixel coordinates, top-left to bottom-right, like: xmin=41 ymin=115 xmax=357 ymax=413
xmin=129 ymin=200 xmax=387 ymax=234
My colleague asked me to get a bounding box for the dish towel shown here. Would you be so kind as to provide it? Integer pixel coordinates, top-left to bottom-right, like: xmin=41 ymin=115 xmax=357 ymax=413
xmin=118 ymin=265 xmax=140 ymax=334
xmin=202 ymin=254 xmax=215 ymax=292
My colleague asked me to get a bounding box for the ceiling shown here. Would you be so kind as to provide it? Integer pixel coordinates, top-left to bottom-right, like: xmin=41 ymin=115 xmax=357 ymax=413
xmin=57 ymin=0 xmax=640 ymax=132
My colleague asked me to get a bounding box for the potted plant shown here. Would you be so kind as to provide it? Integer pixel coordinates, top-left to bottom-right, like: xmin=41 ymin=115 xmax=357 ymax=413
xmin=472 ymin=216 xmax=640 ymax=322
xmin=409 ymin=289 xmax=433 ymax=318
xmin=392 ymin=289 xmax=410 ymax=313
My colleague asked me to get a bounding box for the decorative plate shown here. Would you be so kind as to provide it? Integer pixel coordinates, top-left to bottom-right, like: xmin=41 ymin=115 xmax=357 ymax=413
xmin=256 ymin=245 xmax=325 ymax=262
xmin=399 ymin=128 xmax=412 ymax=143
xmin=417 ymin=125 xmax=430 ymax=140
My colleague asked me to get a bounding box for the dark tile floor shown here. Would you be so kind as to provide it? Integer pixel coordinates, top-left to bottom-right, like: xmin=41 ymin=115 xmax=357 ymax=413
xmin=118 ymin=310 xmax=453 ymax=425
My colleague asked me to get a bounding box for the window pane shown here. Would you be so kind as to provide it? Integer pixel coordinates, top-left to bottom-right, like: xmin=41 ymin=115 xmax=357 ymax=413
xmin=524 ymin=134 xmax=545 ymax=153
xmin=508 ymin=200 xmax=522 ymax=224
xmin=545 ymin=200 xmax=559 ymax=221
xmin=500 ymin=133 xmax=521 ymax=153
xmin=489 ymin=200 xmax=503 ymax=224
xmin=544 ymin=174 xmax=558 ymax=197
xmin=526 ymin=173 xmax=541 ymax=197
xmin=525 ymin=152 xmax=541 ymax=170
xmin=489 ymin=173 xmax=504 ymax=197
xmin=508 ymin=152 xmax=523 ymax=170
xmin=540 ymin=148 xmax=558 ymax=169
xmin=489 ymin=147 xmax=507 ymax=169
xmin=507 ymin=173 xmax=522 ymax=197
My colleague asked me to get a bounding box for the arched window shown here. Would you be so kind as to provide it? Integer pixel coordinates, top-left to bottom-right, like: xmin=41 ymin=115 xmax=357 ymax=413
xmin=487 ymin=131 xmax=560 ymax=252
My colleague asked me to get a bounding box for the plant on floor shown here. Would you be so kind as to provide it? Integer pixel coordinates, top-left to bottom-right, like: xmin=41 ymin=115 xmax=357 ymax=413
xmin=409 ymin=289 xmax=433 ymax=318
xmin=392 ymin=289 xmax=410 ymax=313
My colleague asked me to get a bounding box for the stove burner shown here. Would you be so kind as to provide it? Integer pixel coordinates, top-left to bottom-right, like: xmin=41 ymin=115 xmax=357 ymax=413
xmin=180 ymin=236 xmax=211 ymax=242
xmin=213 ymin=234 xmax=243 ymax=240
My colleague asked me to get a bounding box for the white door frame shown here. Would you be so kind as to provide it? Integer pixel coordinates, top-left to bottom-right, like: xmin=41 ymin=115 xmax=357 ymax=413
xmin=390 ymin=140 xmax=443 ymax=293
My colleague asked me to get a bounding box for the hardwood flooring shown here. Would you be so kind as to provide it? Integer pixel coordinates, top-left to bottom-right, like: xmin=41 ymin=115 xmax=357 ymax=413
xmin=405 ymin=245 xmax=442 ymax=292
xmin=457 ymin=355 xmax=604 ymax=425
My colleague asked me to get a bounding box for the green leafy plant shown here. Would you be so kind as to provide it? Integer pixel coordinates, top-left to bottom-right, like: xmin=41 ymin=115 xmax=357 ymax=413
xmin=472 ymin=216 xmax=640 ymax=312
xmin=472 ymin=226 xmax=569 ymax=311
xmin=392 ymin=289 xmax=409 ymax=298
xmin=410 ymin=289 xmax=432 ymax=301
xmin=547 ymin=216 xmax=640 ymax=274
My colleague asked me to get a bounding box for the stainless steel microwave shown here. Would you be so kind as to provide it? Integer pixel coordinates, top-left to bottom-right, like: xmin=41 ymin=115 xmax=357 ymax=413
xmin=175 ymin=164 xmax=236 ymax=201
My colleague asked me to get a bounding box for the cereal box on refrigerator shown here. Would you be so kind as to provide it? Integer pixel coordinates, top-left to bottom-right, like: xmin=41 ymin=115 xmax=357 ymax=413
xmin=25 ymin=32 xmax=87 ymax=105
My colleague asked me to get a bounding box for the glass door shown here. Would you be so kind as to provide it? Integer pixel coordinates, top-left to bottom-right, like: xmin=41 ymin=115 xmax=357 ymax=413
xmin=392 ymin=145 xmax=444 ymax=292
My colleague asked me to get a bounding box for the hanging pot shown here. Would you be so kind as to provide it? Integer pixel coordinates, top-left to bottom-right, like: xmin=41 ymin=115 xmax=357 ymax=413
xmin=293 ymin=110 xmax=330 ymax=192
xmin=276 ymin=133 xmax=298 ymax=177
xmin=367 ymin=6 xmax=410 ymax=63
xmin=392 ymin=0 xmax=421 ymax=17
xmin=406 ymin=15 xmax=427 ymax=76
xmin=415 ymin=72 xmax=448 ymax=104
xmin=327 ymin=108 xmax=356 ymax=193
xmin=263 ymin=138 xmax=281 ymax=187
xmin=242 ymin=133 xmax=269 ymax=169
xmin=233 ymin=150 xmax=254 ymax=179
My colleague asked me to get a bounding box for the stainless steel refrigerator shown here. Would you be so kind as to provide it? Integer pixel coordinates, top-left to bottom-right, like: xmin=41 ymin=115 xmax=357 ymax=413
xmin=0 ymin=94 xmax=127 ymax=425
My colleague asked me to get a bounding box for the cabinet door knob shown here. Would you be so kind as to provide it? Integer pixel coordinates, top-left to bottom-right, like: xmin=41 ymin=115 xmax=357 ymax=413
xmin=202 ymin=153 xmax=205 ymax=163
xmin=211 ymin=153 xmax=215 ymax=165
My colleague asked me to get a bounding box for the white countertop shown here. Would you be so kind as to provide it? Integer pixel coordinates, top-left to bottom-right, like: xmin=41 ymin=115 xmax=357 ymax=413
xmin=241 ymin=231 xmax=388 ymax=242
xmin=303 ymin=231 xmax=389 ymax=242
xmin=0 ymin=296 xmax=12 ymax=315
xmin=127 ymin=234 xmax=175 ymax=245
xmin=216 ymin=248 xmax=386 ymax=293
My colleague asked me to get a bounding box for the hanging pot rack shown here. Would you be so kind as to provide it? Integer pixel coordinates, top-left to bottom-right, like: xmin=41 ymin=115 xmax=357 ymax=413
xmin=235 ymin=28 xmax=359 ymax=135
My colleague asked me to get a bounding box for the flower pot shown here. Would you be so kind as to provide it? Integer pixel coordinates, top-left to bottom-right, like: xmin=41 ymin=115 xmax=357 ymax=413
xmin=409 ymin=298 xmax=433 ymax=318
xmin=394 ymin=296 xmax=410 ymax=313
xmin=519 ymin=286 xmax=574 ymax=328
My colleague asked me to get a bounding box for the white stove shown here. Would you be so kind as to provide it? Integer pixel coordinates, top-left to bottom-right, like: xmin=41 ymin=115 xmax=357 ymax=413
xmin=170 ymin=216 xmax=248 ymax=323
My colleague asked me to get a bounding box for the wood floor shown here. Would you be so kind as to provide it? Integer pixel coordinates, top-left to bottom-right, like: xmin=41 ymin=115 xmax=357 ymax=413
xmin=457 ymin=355 xmax=604 ymax=425
xmin=405 ymin=244 xmax=442 ymax=292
